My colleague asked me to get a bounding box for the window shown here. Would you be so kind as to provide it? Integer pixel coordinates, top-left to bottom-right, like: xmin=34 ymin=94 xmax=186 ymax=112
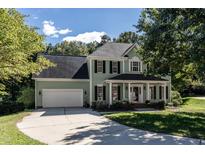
xmin=112 ymin=61 xmax=118 ymax=73
xmin=150 ymin=86 xmax=154 ymax=100
xmin=97 ymin=61 xmax=103 ymax=73
xmin=97 ymin=86 xmax=103 ymax=101
xmin=131 ymin=61 xmax=141 ymax=72
xmin=112 ymin=85 xmax=118 ymax=101
xmin=159 ymin=86 xmax=164 ymax=99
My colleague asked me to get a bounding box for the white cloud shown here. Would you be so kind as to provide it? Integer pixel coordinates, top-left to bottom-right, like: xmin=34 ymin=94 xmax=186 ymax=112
xmin=42 ymin=20 xmax=72 ymax=37
xmin=63 ymin=31 xmax=106 ymax=43
xmin=33 ymin=16 xmax=38 ymax=19
xmin=51 ymin=34 xmax=59 ymax=38
xmin=58 ymin=29 xmax=70 ymax=35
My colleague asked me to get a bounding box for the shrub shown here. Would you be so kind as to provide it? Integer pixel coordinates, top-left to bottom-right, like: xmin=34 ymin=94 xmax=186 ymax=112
xmin=91 ymin=101 xmax=97 ymax=109
xmin=110 ymin=101 xmax=134 ymax=110
xmin=145 ymin=100 xmax=150 ymax=104
xmin=146 ymin=101 xmax=165 ymax=110
xmin=0 ymin=101 xmax=25 ymax=115
xmin=171 ymin=91 xmax=183 ymax=106
xmin=157 ymin=100 xmax=166 ymax=110
xmin=91 ymin=101 xmax=108 ymax=111
xmin=17 ymin=87 xmax=35 ymax=109
xmin=83 ymin=101 xmax=90 ymax=108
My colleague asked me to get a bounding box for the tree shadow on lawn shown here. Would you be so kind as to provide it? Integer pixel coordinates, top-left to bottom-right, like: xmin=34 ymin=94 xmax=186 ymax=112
xmin=108 ymin=112 xmax=205 ymax=140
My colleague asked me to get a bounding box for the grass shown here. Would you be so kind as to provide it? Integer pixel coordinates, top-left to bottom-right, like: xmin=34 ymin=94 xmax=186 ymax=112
xmin=0 ymin=111 xmax=44 ymax=145
xmin=105 ymin=98 xmax=205 ymax=140
xmin=180 ymin=97 xmax=205 ymax=112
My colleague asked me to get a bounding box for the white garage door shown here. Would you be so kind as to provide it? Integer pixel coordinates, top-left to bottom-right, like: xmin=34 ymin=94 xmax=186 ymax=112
xmin=42 ymin=89 xmax=83 ymax=107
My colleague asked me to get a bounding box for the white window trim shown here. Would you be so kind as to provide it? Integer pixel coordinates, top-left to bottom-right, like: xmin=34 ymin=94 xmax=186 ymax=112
xmin=112 ymin=61 xmax=118 ymax=74
xmin=97 ymin=60 xmax=103 ymax=73
xmin=97 ymin=85 xmax=103 ymax=101
xmin=112 ymin=84 xmax=119 ymax=101
xmin=130 ymin=60 xmax=142 ymax=73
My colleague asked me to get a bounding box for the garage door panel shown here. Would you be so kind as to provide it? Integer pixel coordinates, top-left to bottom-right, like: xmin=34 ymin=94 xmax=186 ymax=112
xmin=42 ymin=89 xmax=83 ymax=107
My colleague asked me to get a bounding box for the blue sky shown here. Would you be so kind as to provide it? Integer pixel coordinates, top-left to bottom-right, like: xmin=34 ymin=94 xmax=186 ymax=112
xmin=18 ymin=8 xmax=142 ymax=45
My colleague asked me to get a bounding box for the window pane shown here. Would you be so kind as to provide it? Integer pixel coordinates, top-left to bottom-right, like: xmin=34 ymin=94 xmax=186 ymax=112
xmin=97 ymin=86 xmax=103 ymax=100
xmin=131 ymin=61 xmax=141 ymax=72
xmin=112 ymin=85 xmax=118 ymax=100
xmin=97 ymin=61 xmax=103 ymax=72
xmin=112 ymin=61 xmax=118 ymax=73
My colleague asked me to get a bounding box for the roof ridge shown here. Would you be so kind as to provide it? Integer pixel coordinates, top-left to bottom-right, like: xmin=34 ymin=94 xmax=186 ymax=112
xmin=43 ymin=54 xmax=87 ymax=58
xmin=107 ymin=42 xmax=133 ymax=45
xmin=122 ymin=43 xmax=137 ymax=56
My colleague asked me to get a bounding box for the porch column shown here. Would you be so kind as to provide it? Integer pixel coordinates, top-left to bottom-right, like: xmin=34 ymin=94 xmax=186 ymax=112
xmin=123 ymin=83 xmax=125 ymax=100
xmin=109 ymin=82 xmax=112 ymax=105
xmin=128 ymin=83 xmax=131 ymax=103
xmin=146 ymin=83 xmax=150 ymax=100
xmin=163 ymin=84 xmax=166 ymax=103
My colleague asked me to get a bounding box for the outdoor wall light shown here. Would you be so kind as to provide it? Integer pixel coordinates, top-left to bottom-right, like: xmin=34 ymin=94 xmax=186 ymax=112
xmin=39 ymin=90 xmax=41 ymax=95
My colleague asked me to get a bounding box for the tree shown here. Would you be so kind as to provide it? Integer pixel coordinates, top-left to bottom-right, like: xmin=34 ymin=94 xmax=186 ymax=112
xmin=135 ymin=8 xmax=205 ymax=91
xmin=99 ymin=35 xmax=111 ymax=46
xmin=0 ymin=9 xmax=54 ymax=95
xmin=46 ymin=41 xmax=99 ymax=56
xmin=115 ymin=31 xmax=138 ymax=43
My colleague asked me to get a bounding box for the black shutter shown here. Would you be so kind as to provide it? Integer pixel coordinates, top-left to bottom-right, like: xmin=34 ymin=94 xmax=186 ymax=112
xmin=118 ymin=61 xmax=120 ymax=74
xmin=94 ymin=60 xmax=97 ymax=73
xmin=110 ymin=61 xmax=113 ymax=73
xmin=154 ymin=86 xmax=156 ymax=99
xmin=103 ymin=86 xmax=106 ymax=100
xmin=159 ymin=86 xmax=162 ymax=99
xmin=118 ymin=85 xmax=121 ymax=100
xmin=166 ymin=86 xmax=168 ymax=99
xmin=95 ymin=86 xmax=97 ymax=101
xmin=103 ymin=61 xmax=106 ymax=73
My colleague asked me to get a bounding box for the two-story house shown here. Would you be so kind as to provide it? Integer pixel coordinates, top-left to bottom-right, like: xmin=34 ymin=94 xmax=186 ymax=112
xmin=33 ymin=43 xmax=171 ymax=108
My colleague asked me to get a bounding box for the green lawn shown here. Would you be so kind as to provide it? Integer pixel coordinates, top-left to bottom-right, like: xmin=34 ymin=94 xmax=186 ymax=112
xmin=106 ymin=98 xmax=205 ymax=140
xmin=0 ymin=111 xmax=44 ymax=145
xmin=180 ymin=97 xmax=205 ymax=112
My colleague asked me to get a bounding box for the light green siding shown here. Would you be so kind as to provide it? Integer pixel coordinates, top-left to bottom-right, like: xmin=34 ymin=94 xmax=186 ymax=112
xmin=35 ymin=46 xmax=171 ymax=107
xmin=91 ymin=60 xmax=119 ymax=103
xmin=124 ymin=48 xmax=147 ymax=73
xmin=35 ymin=81 xmax=89 ymax=107
xmin=90 ymin=47 xmax=149 ymax=103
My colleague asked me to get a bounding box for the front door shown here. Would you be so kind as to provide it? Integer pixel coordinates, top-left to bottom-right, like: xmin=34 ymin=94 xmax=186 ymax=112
xmin=130 ymin=85 xmax=143 ymax=103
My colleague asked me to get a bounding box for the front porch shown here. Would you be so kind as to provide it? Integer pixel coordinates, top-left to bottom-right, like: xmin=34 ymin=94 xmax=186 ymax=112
xmin=106 ymin=79 xmax=170 ymax=106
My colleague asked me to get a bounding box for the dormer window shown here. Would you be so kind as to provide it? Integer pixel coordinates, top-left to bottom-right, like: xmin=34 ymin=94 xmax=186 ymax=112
xmin=131 ymin=61 xmax=142 ymax=72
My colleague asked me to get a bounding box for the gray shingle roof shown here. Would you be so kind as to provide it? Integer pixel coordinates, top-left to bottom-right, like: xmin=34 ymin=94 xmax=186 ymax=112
xmin=89 ymin=42 xmax=134 ymax=58
xmin=33 ymin=55 xmax=89 ymax=79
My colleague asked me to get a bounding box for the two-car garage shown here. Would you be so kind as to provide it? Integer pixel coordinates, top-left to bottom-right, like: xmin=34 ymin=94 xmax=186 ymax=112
xmin=42 ymin=89 xmax=83 ymax=107
xmin=33 ymin=55 xmax=90 ymax=108
xmin=42 ymin=89 xmax=83 ymax=108
xmin=35 ymin=80 xmax=89 ymax=108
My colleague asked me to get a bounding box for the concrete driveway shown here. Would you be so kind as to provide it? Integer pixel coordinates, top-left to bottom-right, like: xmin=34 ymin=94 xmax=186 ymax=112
xmin=17 ymin=108 xmax=203 ymax=145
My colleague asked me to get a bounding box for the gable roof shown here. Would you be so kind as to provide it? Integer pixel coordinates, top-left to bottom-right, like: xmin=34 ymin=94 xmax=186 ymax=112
xmin=108 ymin=74 xmax=168 ymax=81
xmin=89 ymin=42 xmax=135 ymax=58
xmin=33 ymin=55 xmax=89 ymax=79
